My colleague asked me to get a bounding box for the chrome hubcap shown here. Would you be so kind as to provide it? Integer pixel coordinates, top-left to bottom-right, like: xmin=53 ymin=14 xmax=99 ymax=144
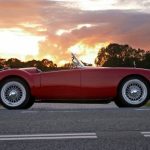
xmin=126 ymin=84 xmax=142 ymax=101
xmin=5 ymin=86 xmax=22 ymax=103
xmin=122 ymin=79 xmax=147 ymax=105
xmin=1 ymin=81 xmax=26 ymax=107
xmin=9 ymin=90 xmax=18 ymax=100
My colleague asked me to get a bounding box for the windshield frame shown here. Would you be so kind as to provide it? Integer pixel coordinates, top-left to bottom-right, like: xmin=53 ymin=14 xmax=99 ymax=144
xmin=71 ymin=53 xmax=85 ymax=68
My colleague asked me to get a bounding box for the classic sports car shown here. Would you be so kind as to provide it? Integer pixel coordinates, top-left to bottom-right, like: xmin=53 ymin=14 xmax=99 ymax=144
xmin=0 ymin=53 xmax=150 ymax=109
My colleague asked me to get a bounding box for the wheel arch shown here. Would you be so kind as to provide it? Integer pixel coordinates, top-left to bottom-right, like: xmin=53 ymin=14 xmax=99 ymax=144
xmin=117 ymin=74 xmax=150 ymax=93
xmin=0 ymin=75 xmax=31 ymax=92
xmin=0 ymin=75 xmax=35 ymax=109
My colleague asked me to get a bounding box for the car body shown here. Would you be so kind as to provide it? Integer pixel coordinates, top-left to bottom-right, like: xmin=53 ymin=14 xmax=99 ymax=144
xmin=0 ymin=53 xmax=150 ymax=109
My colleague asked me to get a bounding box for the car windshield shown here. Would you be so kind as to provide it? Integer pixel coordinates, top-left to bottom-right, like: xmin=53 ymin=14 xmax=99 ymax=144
xmin=71 ymin=53 xmax=85 ymax=68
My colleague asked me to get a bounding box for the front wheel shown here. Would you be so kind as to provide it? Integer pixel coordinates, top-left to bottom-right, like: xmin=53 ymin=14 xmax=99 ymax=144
xmin=115 ymin=77 xmax=150 ymax=107
xmin=0 ymin=78 xmax=31 ymax=109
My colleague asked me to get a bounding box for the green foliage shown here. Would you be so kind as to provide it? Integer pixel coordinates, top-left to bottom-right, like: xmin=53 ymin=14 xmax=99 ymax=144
xmin=0 ymin=43 xmax=150 ymax=71
xmin=6 ymin=58 xmax=23 ymax=68
xmin=0 ymin=58 xmax=57 ymax=71
xmin=142 ymin=52 xmax=150 ymax=69
xmin=95 ymin=43 xmax=150 ymax=69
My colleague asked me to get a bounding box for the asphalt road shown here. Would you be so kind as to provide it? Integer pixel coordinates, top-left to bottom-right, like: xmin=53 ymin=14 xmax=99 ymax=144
xmin=0 ymin=102 xmax=150 ymax=150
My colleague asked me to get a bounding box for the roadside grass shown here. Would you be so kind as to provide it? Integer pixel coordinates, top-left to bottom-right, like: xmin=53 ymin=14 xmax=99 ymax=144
xmin=146 ymin=101 xmax=150 ymax=107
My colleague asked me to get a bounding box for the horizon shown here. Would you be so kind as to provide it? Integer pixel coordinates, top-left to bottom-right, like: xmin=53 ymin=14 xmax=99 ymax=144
xmin=0 ymin=0 xmax=150 ymax=66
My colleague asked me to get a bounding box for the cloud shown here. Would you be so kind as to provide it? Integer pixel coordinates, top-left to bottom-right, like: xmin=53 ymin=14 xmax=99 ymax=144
xmin=37 ymin=8 xmax=150 ymax=64
xmin=0 ymin=0 xmax=150 ymax=65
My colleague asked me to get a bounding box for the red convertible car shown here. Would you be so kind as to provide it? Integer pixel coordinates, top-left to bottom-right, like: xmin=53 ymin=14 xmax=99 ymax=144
xmin=0 ymin=53 xmax=150 ymax=109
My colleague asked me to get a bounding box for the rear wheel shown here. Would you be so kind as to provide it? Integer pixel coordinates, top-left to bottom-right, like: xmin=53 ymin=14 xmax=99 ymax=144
xmin=0 ymin=78 xmax=31 ymax=109
xmin=115 ymin=77 xmax=149 ymax=107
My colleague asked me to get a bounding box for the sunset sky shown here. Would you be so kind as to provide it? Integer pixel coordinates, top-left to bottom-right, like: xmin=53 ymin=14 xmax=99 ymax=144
xmin=0 ymin=0 xmax=150 ymax=66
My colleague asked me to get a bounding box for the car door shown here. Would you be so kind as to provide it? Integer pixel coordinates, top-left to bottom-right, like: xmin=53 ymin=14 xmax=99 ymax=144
xmin=39 ymin=69 xmax=81 ymax=99
xmin=81 ymin=68 xmax=116 ymax=99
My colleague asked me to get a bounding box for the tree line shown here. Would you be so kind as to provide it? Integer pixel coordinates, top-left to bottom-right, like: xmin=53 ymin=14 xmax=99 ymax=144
xmin=0 ymin=43 xmax=150 ymax=71
xmin=0 ymin=58 xmax=58 ymax=71
xmin=95 ymin=43 xmax=150 ymax=69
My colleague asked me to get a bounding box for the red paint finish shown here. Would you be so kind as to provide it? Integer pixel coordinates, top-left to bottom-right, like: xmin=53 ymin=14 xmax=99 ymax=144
xmin=81 ymin=67 xmax=150 ymax=99
xmin=81 ymin=68 xmax=118 ymax=99
xmin=0 ymin=68 xmax=40 ymax=97
xmin=0 ymin=67 xmax=150 ymax=101
xmin=39 ymin=69 xmax=81 ymax=99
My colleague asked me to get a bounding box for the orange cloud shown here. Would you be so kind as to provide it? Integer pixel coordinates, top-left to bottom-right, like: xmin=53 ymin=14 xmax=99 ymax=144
xmin=0 ymin=0 xmax=150 ymax=66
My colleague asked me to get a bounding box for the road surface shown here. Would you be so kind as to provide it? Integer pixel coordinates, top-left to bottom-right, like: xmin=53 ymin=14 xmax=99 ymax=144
xmin=0 ymin=102 xmax=150 ymax=150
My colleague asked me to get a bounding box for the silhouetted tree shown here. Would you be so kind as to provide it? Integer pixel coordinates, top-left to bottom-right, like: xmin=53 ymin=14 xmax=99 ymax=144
xmin=0 ymin=43 xmax=150 ymax=71
xmin=95 ymin=43 xmax=146 ymax=68
xmin=6 ymin=58 xmax=23 ymax=68
xmin=0 ymin=59 xmax=7 ymax=69
xmin=142 ymin=51 xmax=150 ymax=69
xmin=24 ymin=59 xmax=57 ymax=71
xmin=63 ymin=63 xmax=74 ymax=69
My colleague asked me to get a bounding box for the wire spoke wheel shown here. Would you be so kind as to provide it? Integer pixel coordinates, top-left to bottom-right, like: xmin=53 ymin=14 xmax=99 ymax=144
xmin=122 ymin=79 xmax=148 ymax=105
xmin=1 ymin=81 xmax=26 ymax=107
xmin=0 ymin=78 xmax=31 ymax=109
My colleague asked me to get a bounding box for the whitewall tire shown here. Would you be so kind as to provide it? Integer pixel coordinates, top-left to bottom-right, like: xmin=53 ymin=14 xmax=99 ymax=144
xmin=0 ymin=78 xmax=30 ymax=109
xmin=115 ymin=77 xmax=149 ymax=107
